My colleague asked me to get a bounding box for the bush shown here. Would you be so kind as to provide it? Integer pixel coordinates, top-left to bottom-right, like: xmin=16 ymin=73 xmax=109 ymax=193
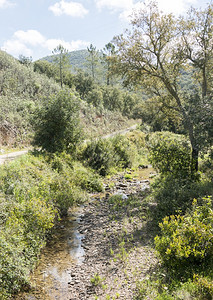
xmin=111 ymin=135 xmax=136 ymax=168
xmin=0 ymin=152 xmax=102 ymax=297
xmin=147 ymin=132 xmax=191 ymax=177
xmin=82 ymin=135 xmax=138 ymax=175
xmin=82 ymin=139 xmax=115 ymax=175
xmin=150 ymin=173 xmax=213 ymax=220
xmin=33 ymin=89 xmax=83 ymax=153
xmin=70 ymin=161 xmax=104 ymax=192
xmin=155 ymin=197 xmax=213 ymax=277
xmin=0 ymin=156 xmax=57 ymax=297
xmin=192 ymin=274 xmax=213 ymax=299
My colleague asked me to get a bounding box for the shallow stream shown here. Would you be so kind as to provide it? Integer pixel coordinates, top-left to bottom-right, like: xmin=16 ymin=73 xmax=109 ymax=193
xmin=16 ymin=167 xmax=155 ymax=299
xmin=17 ymin=207 xmax=85 ymax=299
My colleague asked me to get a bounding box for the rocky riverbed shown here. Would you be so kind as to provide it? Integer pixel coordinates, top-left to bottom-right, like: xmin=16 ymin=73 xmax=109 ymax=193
xmin=18 ymin=167 xmax=158 ymax=300
xmin=66 ymin=168 xmax=158 ymax=300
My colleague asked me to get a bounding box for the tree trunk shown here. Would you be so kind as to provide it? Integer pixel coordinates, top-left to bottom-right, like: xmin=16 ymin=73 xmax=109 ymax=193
xmin=183 ymin=114 xmax=199 ymax=175
xmin=191 ymin=147 xmax=199 ymax=174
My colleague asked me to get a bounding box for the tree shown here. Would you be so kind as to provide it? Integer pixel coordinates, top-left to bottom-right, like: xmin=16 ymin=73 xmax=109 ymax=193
xmin=102 ymin=42 xmax=117 ymax=85
xmin=34 ymin=60 xmax=57 ymax=79
xmin=86 ymin=44 xmax=100 ymax=80
xmin=52 ymin=44 xmax=70 ymax=87
xmin=114 ymin=2 xmax=213 ymax=174
xmin=73 ymin=70 xmax=95 ymax=99
xmin=18 ymin=55 xmax=32 ymax=67
xmin=33 ymin=89 xmax=82 ymax=153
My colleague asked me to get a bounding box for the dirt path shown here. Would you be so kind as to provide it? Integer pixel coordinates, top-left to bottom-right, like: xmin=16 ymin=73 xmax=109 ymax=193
xmin=0 ymin=124 xmax=139 ymax=165
xmin=0 ymin=150 xmax=28 ymax=165
xmin=101 ymin=124 xmax=138 ymax=139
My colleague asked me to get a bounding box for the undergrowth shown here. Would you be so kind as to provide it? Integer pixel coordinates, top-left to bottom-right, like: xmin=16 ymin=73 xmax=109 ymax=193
xmin=0 ymin=152 xmax=103 ymax=298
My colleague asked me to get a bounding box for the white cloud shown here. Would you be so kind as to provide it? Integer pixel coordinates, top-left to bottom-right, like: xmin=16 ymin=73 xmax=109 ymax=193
xmin=1 ymin=30 xmax=89 ymax=59
xmin=95 ymin=0 xmax=133 ymax=11
xmin=119 ymin=2 xmax=145 ymax=21
xmin=49 ymin=1 xmax=88 ymax=17
xmin=14 ymin=30 xmax=46 ymax=46
xmin=2 ymin=40 xmax=33 ymax=57
xmin=119 ymin=0 xmax=199 ymax=22
xmin=156 ymin=0 xmax=197 ymax=15
xmin=0 ymin=0 xmax=14 ymax=8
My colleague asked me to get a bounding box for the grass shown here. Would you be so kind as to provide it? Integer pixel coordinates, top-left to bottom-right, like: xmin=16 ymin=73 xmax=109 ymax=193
xmin=0 ymin=151 xmax=104 ymax=298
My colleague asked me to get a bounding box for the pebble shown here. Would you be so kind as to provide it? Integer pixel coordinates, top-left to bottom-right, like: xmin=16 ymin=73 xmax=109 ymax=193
xmin=65 ymin=171 xmax=156 ymax=299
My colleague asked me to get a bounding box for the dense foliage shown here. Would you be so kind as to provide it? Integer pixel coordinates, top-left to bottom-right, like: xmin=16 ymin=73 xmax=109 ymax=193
xmin=0 ymin=50 xmax=137 ymax=148
xmin=0 ymin=2 xmax=212 ymax=299
xmin=147 ymin=132 xmax=191 ymax=178
xmin=82 ymin=135 xmax=138 ymax=175
xmin=0 ymin=153 xmax=103 ymax=298
xmin=114 ymin=2 xmax=213 ymax=173
xmin=155 ymin=197 xmax=213 ymax=275
xmin=0 ymin=50 xmax=60 ymax=146
xmin=33 ymin=89 xmax=83 ymax=153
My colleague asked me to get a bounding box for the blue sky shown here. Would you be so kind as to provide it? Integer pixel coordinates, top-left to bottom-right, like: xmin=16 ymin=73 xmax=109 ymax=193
xmin=0 ymin=0 xmax=211 ymax=60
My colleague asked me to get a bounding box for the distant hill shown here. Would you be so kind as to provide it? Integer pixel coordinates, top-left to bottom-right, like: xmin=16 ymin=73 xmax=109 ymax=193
xmin=41 ymin=49 xmax=89 ymax=72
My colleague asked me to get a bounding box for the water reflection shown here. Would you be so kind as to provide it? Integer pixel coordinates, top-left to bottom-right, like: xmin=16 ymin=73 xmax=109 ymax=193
xmin=17 ymin=208 xmax=84 ymax=299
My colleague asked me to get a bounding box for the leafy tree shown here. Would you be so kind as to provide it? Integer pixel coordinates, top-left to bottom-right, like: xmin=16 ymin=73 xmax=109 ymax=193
xmin=114 ymin=2 xmax=213 ymax=174
xmin=18 ymin=55 xmax=32 ymax=67
xmin=52 ymin=44 xmax=70 ymax=87
xmin=147 ymin=131 xmax=191 ymax=178
xmin=122 ymin=92 xmax=137 ymax=117
xmin=73 ymin=70 xmax=95 ymax=99
xmin=34 ymin=59 xmax=57 ymax=79
xmin=135 ymin=96 xmax=182 ymax=132
xmin=86 ymin=87 xmax=104 ymax=108
xmin=102 ymin=86 xmax=123 ymax=111
xmin=33 ymin=89 xmax=82 ymax=153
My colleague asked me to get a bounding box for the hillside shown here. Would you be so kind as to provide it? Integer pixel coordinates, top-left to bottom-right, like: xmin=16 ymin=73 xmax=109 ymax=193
xmin=0 ymin=50 xmax=137 ymax=148
xmin=0 ymin=50 xmax=60 ymax=146
xmin=42 ymin=49 xmax=89 ymax=72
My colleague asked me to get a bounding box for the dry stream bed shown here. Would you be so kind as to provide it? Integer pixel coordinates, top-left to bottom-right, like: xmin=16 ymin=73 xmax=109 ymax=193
xmin=17 ymin=167 xmax=158 ymax=300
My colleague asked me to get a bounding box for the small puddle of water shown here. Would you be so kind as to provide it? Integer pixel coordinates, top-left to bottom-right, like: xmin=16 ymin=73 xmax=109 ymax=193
xmin=17 ymin=207 xmax=85 ymax=300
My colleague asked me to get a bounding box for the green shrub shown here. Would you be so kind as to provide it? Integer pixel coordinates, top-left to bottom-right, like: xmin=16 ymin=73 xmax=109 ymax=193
xmin=193 ymin=274 xmax=213 ymax=299
xmin=199 ymin=149 xmax=213 ymax=180
xmin=0 ymin=152 xmax=99 ymax=297
xmin=155 ymin=197 xmax=213 ymax=276
xmin=33 ymin=89 xmax=83 ymax=153
xmin=70 ymin=162 xmax=104 ymax=192
xmin=111 ymin=135 xmax=136 ymax=168
xmin=82 ymin=139 xmax=115 ymax=175
xmin=151 ymin=174 xmax=213 ymax=220
xmin=126 ymin=130 xmax=146 ymax=150
xmin=147 ymin=132 xmax=191 ymax=177
xmin=82 ymin=135 xmax=138 ymax=175
xmin=0 ymin=156 xmax=57 ymax=296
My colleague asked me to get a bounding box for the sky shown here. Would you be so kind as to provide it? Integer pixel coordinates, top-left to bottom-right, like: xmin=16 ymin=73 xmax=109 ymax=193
xmin=0 ymin=0 xmax=211 ymax=61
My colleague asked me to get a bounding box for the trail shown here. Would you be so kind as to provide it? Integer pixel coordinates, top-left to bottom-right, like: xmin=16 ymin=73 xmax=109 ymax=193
xmin=0 ymin=124 xmax=139 ymax=165
xmin=101 ymin=124 xmax=138 ymax=139
xmin=0 ymin=150 xmax=28 ymax=165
